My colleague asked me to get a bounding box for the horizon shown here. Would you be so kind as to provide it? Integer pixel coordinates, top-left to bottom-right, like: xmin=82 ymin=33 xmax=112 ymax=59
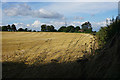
xmin=1 ymin=2 xmax=118 ymax=31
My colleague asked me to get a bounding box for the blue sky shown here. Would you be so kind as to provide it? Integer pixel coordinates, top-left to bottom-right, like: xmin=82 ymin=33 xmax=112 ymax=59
xmin=1 ymin=2 xmax=118 ymax=31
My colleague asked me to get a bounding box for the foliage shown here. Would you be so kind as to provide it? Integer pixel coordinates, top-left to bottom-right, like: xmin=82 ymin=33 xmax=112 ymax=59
xmin=18 ymin=28 xmax=25 ymax=31
xmin=7 ymin=25 xmax=12 ymax=31
xmin=81 ymin=21 xmax=92 ymax=29
xmin=2 ymin=24 xmax=17 ymax=31
xmin=81 ymin=21 xmax=93 ymax=33
xmin=41 ymin=24 xmax=47 ymax=32
xmin=75 ymin=26 xmax=81 ymax=32
xmin=96 ymin=17 xmax=120 ymax=48
xmin=2 ymin=26 xmax=8 ymax=31
xmin=58 ymin=25 xmax=81 ymax=33
xmin=41 ymin=24 xmax=57 ymax=32
xmin=11 ymin=24 xmax=17 ymax=31
xmin=84 ymin=28 xmax=92 ymax=33
xmin=24 ymin=28 xmax=28 ymax=32
xmin=1 ymin=21 xmax=93 ymax=33
xmin=58 ymin=26 xmax=66 ymax=32
xmin=96 ymin=27 xmax=108 ymax=48
xmin=65 ymin=25 xmax=75 ymax=32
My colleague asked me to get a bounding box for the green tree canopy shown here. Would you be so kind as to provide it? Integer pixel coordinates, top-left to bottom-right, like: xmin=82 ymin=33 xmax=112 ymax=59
xmin=2 ymin=26 xmax=8 ymax=31
xmin=96 ymin=17 xmax=120 ymax=48
xmin=41 ymin=24 xmax=47 ymax=32
xmin=18 ymin=28 xmax=24 ymax=31
xmin=66 ymin=25 xmax=75 ymax=32
xmin=11 ymin=24 xmax=17 ymax=31
xmin=58 ymin=26 xmax=66 ymax=32
xmin=41 ymin=24 xmax=56 ymax=32
xmin=24 ymin=28 xmax=28 ymax=32
xmin=7 ymin=25 xmax=12 ymax=31
xmin=75 ymin=26 xmax=80 ymax=32
xmin=81 ymin=21 xmax=92 ymax=30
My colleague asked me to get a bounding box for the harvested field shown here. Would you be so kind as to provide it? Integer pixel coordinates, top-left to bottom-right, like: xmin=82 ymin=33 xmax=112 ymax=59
xmin=2 ymin=32 xmax=97 ymax=78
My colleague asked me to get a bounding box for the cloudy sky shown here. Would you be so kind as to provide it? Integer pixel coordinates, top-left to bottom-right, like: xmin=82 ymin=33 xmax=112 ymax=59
xmin=1 ymin=2 xmax=118 ymax=31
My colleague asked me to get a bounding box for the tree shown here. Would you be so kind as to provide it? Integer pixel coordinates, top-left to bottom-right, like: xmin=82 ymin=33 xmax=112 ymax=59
xmin=41 ymin=24 xmax=47 ymax=32
xmin=81 ymin=21 xmax=92 ymax=33
xmin=11 ymin=24 xmax=17 ymax=31
xmin=41 ymin=24 xmax=56 ymax=32
xmin=53 ymin=29 xmax=57 ymax=32
xmin=46 ymin=25 xmax=51 ymax=32
xmin=66 ymin=25 xmax=75 ymax=32
xmin=96 ymin=16 xmax=120 ymax=48
xmin=75 ymin=26 xmax=80 ymax=32
xmin=18 ymin=28 xmax=24 ymax=31
xmin=7 ymin=25 xmax=12 ymax=31
xmin=24 ymin=28 xmax=28 ymax=32
xmin=2 ymin=26 xmax=8 ymax=31
xmin=50 ymin=25 xmax=55 ymax=32
xmin=58 ymin=26 xmax=66 ymax=32
xmin=81 ymin=21 xmax=92 ymax=30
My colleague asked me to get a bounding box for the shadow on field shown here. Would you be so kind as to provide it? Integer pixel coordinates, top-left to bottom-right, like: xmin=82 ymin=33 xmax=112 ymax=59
xmin=2 ymin=52 xmax=120 ymax=79
xmin=2 ymin=34 xmax=120 ymax=79
xmin=2 ymin=61 xmax=87 ymax=79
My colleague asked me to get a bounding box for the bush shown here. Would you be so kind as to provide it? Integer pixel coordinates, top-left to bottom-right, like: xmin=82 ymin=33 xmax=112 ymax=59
xmin=96 ymin=17 xmax=120 ymax=48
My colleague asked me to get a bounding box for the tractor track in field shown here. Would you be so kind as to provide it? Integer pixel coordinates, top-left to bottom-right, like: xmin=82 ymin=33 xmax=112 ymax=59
xmin=27 ymin=41 xmax=57 ymax=64
xmin=34 ymin=39 xmax=52 ymax=53
xmin=65 ymin=35 xmax=82 ymax=52
xmin=61 ymin=40 xmax=66 ymax=46
xmin=8 ymin=40 xmax=42 ymax=60
xmin=3 ymin=32 xmax=94 ymax=64
xmin=71 ymin=35 xmax=85 ymax=53
xmin=24 ymin=39 xmax=54 ymax=64
xmin=67 ymin=34 xmax=77 ymax=49
xmin=23 ymin=39 xmax=51 ymax=56
xmin=60 ymin=34 xmax=70 ymax=46
xmin=71 ymin=35 xmax=83 ymax=48
xmin=10 ymin=38 xmax=51 ymax=61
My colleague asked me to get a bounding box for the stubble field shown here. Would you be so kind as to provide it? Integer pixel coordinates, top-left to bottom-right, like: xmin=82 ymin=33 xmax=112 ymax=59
xmin=2 ymin=32 xmax=97 ymax=78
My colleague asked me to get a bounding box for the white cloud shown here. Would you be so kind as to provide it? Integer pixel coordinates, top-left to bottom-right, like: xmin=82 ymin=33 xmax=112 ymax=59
xmin=74 ymin=16 xmax=84 ymax=20
xmin=44 ymin=2 xmax=117 ymax=14
xmin=32 ymin=20 xmax=41 ymax=27
xmin=91 ymin=21 xmax=106 ymax=31
xmin=14 ymin=20 xmax=44 ymax=31
xmin=4 ymin=4 xmax=31 ymax=16
xmin=3 ymin=3 xmax=63 ymax=19
xmin=49 ymin=21 xmax=65 ymax=26
xmin=27 ymin=24 xmax=30 ymax=27
xmin=13 ymin=23 xmax=26 ymax=29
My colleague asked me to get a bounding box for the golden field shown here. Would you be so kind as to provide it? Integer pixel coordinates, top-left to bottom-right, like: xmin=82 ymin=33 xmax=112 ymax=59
xmin=2 ymin=32 xmax=96 ymax=64
xmin=2 ymin=32 xmax=97 ymax=78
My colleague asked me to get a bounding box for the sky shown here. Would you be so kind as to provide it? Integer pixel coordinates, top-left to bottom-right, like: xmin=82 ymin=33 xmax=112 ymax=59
xmin=1 ymin=2 xmax=118 ymax=31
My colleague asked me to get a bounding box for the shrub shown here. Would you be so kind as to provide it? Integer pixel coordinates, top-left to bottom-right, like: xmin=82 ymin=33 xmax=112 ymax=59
xmin=96 ymin=17 xmax=120 ymax=48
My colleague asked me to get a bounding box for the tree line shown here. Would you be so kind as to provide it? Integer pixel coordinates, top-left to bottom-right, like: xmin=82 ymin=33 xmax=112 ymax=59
xmin=0 ymin=24 xmax=36 ymax=32
xmin=1 ymin=24 xmax=17 ymax=31
xmin=0 ymin=21 xmax=93 ymax=33
xmin=41 ymin=21 xmax=93 ymax=33
xmin=96 ymin=16 xmax=120 ymax=48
